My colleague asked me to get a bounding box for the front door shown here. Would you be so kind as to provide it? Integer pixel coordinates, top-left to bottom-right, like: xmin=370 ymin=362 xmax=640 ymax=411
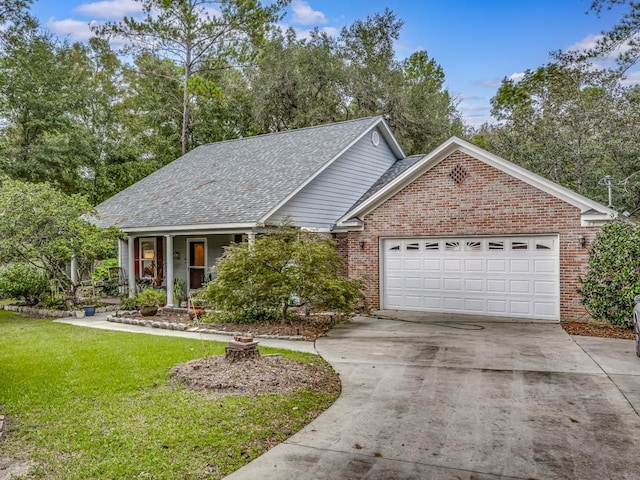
xmin=188 ymin=239 xmax=206 ymax=290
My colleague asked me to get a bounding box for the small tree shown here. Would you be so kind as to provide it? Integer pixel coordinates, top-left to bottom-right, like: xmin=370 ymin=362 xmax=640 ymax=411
xmin=580 ymin=220 xmax=640 ymax=325
xmin=200 ymin=225 xmax=362 ymax=322
xmin=0 ymin=177 xmax=122 ymax=298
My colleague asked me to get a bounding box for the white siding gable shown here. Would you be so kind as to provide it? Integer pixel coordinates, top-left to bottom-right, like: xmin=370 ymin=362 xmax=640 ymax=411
xmin=269 ymin=127 xmax=398 ymax=229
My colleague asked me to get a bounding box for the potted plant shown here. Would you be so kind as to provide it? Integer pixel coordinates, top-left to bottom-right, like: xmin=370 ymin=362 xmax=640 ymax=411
xmin=81 ymin=298 xmax=97 ymax=317
xmin=173 ymin=278 xmax=186 ymax=308
xmin=135 ymin=288 xmax=166 ymax=317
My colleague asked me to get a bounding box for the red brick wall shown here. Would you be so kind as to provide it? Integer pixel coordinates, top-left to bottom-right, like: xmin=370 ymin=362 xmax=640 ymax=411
xmin=346 ymin=150 xmax=602 ymax=321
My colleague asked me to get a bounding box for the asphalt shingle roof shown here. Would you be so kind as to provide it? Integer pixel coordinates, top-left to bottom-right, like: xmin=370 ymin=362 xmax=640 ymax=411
xmin=95 ymin=116 xmax=382 ymax=230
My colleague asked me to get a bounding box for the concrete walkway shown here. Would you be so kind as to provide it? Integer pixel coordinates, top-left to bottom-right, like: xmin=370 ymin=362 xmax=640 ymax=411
xmin=226 ymin=313 xmax=640 ymax=479
xmin=54 ymin=313 xmax=317 ymax=354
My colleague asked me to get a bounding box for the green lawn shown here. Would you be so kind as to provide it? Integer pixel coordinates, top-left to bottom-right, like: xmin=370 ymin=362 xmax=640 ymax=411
xmin=0 ymin=311 xmax=337 ymax=479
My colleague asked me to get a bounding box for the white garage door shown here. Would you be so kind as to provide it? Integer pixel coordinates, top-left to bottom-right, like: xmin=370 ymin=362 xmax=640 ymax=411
xmin=382 ymin=236 xmax=559 ymax=320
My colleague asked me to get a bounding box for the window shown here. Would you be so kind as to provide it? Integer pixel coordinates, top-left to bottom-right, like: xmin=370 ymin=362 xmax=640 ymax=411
xmin=511 ymin=241 xmax=528 ymax=250
xmin=488 ymin=241 xmax=504 ymax=250
xmin=424 ymin=241 xmax=439 ymax=251
xmin=388 ymin=243 xmax=401 ymax=251
xmin=535 ymin=240 xmax=553 ymax=250
xmin=139 ymin=237 xmax=156 ymax=278
xmin=465 ymin=241 xmax=481 ymax=251
xmin=406 ymin=242 xmax=420 ymax=251
xmin=445 ymin=241 xmax=460 ymax=251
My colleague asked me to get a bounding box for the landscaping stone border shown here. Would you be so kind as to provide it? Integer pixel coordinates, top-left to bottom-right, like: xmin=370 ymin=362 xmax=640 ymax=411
xmin=1 ymin=305 xmax=119 ymax=318
xmin=106 ymin=314 xmax=305 ymax=341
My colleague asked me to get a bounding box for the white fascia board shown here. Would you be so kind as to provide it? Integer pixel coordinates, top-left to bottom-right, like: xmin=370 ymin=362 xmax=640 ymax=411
xmin=259 ymin=117 xmax=405 ymax=224
xmin=337 ymin=136 xmax=615 ymax=224
xmin=121 ymin=222 xmax=258 ymax=235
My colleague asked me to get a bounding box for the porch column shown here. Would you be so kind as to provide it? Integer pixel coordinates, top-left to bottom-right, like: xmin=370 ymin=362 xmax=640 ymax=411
xmin=165 ymin=235 xmax=174 ymax=307
xmin=127 ymin=236 xmax=136 ymax=298
xmin=117 ymin=238 xmax=126 ymax=295
xmin=247 ymin=231 xmax=255 ymax=247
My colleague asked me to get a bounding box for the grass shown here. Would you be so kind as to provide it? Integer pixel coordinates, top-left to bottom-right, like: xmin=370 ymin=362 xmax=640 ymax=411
xmin=0 ymin=311 xmax=338 ymax=479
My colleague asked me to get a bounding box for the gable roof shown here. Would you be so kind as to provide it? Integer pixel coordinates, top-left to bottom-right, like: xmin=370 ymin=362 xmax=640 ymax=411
xmin=95 ymin=116 xmax=404 ymax=232
xmin=338 ymin=136 xmax=616 ymax=227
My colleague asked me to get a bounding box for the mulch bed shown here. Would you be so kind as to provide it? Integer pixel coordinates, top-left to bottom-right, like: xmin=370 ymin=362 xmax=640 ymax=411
xmin=170 ymin=354 xmax=341 ymax=396
xmin=561 ymin=321 xmax=634 ymax=340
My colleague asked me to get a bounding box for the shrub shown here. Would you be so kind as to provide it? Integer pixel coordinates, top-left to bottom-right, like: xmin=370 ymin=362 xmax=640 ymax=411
xmin=200 ymin=224 xmax=364 ymax=323
xmin=135 ymin=287 xmax=166 ymax=307
xmin=0 ymin=262 xmax=50 ymax=306
xmin=580 ymin=220 xmax=640 ymax=326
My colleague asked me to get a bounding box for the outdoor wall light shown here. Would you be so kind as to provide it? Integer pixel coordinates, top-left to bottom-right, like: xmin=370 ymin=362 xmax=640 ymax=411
xmin=579 ymin=235 xmax=587 ymax=248
xmin=358 ymin=238 xmax=366 ymax=249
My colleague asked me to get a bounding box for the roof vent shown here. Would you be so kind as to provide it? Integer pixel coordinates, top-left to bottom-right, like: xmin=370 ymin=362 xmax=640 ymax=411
xmin=449 ymin=163 xmax=467 ymax=185
xmin=371 ymin=131 xmax=380 ymax=147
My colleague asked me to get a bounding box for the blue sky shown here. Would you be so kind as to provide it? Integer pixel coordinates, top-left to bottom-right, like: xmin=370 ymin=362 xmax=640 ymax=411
xmin=31 ymin=0 xmax=637 ymax=127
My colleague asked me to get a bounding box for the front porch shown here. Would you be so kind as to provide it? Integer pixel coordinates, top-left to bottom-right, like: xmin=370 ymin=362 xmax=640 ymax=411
xmin=118 ymin=231 xmax=251 ymax=306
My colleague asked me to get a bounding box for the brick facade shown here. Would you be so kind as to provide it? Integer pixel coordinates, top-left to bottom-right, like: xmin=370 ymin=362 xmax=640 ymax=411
xmin=345 ymin=150 xmax=602 ymax=321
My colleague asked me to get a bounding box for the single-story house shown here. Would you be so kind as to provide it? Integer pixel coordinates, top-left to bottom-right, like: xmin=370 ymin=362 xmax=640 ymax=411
xmin=94 ymin=116 xmax=614 ymax=321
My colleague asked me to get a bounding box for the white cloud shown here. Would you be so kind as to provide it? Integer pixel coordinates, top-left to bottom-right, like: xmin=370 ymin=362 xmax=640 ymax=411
xmin=74 ymin=0 xmax=142 ymax=20
xmin=291 ymin=0 xmax=327 ymax=25
xmin=477 ymin=71 xmax=525 ymax=88
xmin=622 ymin=70 xmax=640 ymax=86
xmin=565 ymin=33 xmax=602 ymax=53
xmin=46 ymin=17 xmax=95 ymax=42
xmin=276 ymin=21 xmax=337 ymax=40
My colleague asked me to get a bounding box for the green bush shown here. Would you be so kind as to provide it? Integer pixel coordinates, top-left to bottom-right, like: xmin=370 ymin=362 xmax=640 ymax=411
xmin=0 ymin=262 xmax=50 ymax=306
xmin=135 ymin=287 xmax=166 ymax=307
xmin=200 ymin=224 xmax=363 ymax=323
xmin=201 ymin=306 xmax=288 ymax=324
xmin=580 ymin=220 xmax=640 ymax=326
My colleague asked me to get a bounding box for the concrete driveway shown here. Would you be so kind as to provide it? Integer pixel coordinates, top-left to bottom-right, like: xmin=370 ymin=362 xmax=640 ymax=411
xmin=227 ymin=313 xmax=640 ymax=479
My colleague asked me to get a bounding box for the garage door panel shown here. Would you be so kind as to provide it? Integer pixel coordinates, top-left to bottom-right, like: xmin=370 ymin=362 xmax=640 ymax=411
xmin=386 ymin=276 xmax=404 ymax=289
xmin=404 ymin=295 xmax=423 ymax=308
xmin=424 ymin=259 xmax=441 ymax=271
xmin=534 ymin=281 xmax=555 ymax=294
xmin=509 ymin=259 xmax=530 ymax=273
xmin=510 ymin=301 xmax=531 ymax=315
xmin=404 ymin=277 xmax=422 ymax=289
xmin=443 ymin=278 xmax=463 ymax=290
xmin=465 ymin=278 xmax=483 ymax=291
xmin=443 ymin=296 xmax=464 ymax=310
xmin=386 ymin=258 xmax=403 ymax=271
xmin=382 ymin=236 xmax=559 ymax=320
xmin=487 ymin=299 xmax=507 ymax=314
xmin=464 ymin=259 xmax=483 ymax=272
xmin=404 ymin=259 xmax=421 ymax=270
xmin=487 ymin=259 xmax=507 ymax=272
xmin=510 ymin=280 xmax=531 ymax=294
xmin=444 ymin=259 xmax=462 ymax=272
xmin=424 ymin=296 xmax=442 ymax=309
xmin=464 ymin=298 xmax=484 ymax=312
xmin=534 ymin=259 xmax=556 ymax=274
xmin=534 ymin=302 xmax=556 ymax=317
xmin=487 ymin=279 xmax=507 ymax=293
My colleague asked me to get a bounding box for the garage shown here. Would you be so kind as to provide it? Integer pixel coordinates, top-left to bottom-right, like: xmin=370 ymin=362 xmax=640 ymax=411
xmin=382 ymin=236 xmax=560 ymax=320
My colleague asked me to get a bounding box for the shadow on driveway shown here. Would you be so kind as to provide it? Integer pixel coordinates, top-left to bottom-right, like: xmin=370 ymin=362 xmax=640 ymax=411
xmin=226 ymin=313 xmax=640 ymax=479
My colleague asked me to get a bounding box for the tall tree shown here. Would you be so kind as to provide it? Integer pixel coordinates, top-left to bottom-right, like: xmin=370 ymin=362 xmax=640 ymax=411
xmin=0 ymin=26 xmax=83 ymax=192
xmin=95 ymin=0 xmax=288 ymax=155
xmin=339 ymin=8 xmax=403 ymax=118
xmin=586 ymin=0 xmax=640 ymax=70
xmin=250 ymin=28 xmax=346 ymax=132
xmin=484 ymin=59 xmax=640 ymax=209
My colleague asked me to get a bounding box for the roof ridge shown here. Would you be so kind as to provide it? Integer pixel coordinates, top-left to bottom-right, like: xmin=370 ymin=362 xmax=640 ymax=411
xmin=192 ymin=115 xmax=383 ymax=150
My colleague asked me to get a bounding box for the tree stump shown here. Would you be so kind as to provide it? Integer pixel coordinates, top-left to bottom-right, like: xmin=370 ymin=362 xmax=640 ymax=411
xmin=225 ymin=336 xmax=260 ymax=362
